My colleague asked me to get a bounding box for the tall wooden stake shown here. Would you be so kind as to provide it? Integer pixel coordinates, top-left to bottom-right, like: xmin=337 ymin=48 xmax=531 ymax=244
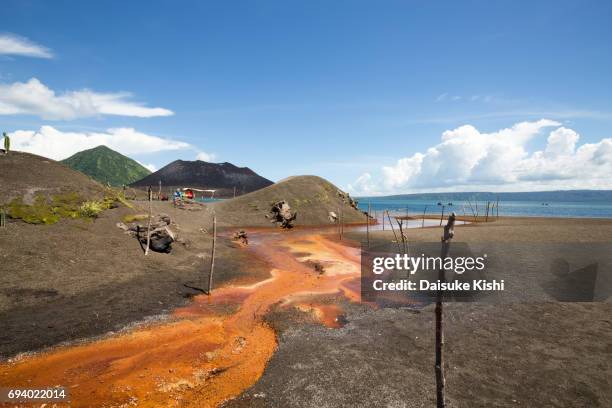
xmin=366 ymin=202 xmax=371 ymax=248
xmin=422 ymin=205 xmax=428 ymax=228
xmin=145 ymin=186 xmax=152 ymax=256
xmin=496 ymin=197 xmax=500 ymax=219
xmin=386 ymin=211 xmax=401 ymax=253
xmin=396 ymin=219 xmax=407 ymax=255
xmin=436 ymin=215 xmax=454 ymax=408
xmin=382 ymin=209 xmax=385 ymax=231
xmin=207 ymin=215 xmax=217 ymax=294
xmin=337 ymin=207 xmax=340 ymax=237
xmin=340 ymin=207 xmax=344 ymax=241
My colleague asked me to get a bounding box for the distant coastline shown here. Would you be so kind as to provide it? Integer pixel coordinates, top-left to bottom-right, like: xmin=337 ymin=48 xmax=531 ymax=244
xmin=356 ymin=190 xmax=612 ymax=219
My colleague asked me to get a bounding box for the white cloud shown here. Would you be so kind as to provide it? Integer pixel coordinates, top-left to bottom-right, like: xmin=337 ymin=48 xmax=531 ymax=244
xmin=0 ymin=78 xmax=173 ymax=119
xmin=348 ymin=119 xmax=612 ymax=194
xmin=346 ymin=173 xmax=381 ymax=195
xmin=9 ymin=125 xmax=190 ymax=161
xmin=435 ymin=93 xmax=448 ymax=102
xmin=0 ymin=33 xmax=52 ymax=58
xmin=137 ymin=161 xmax=157 ymax=172
xmin=195 ymin=151 xmax=216 ymax=162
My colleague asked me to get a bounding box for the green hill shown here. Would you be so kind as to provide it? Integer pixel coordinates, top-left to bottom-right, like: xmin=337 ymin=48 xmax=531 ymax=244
xmin=61 ymin=145 xmax=151 ymax=186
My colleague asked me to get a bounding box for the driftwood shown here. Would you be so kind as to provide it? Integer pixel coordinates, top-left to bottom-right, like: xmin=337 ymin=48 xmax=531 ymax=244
xmin=120 ymin=214 xmax=176 ymax=253
xmin=267 ymin=200 xmax=297 ymax=229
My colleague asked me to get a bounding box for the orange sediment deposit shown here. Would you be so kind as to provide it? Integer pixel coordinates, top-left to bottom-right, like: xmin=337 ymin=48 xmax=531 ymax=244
xmin=0 ymin=231 xmax=362 ymax=407
xmin=294 ymin=302 xmax=347 ymax=328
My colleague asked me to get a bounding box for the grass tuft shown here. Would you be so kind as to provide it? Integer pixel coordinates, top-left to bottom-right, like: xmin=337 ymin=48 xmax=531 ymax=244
xmin=79 ymin=201 xmax=105 ymax=218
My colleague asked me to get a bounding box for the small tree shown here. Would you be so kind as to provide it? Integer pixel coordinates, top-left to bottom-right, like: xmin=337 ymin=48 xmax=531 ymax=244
xmin=3 ymin=132 xmax=9 ymax=155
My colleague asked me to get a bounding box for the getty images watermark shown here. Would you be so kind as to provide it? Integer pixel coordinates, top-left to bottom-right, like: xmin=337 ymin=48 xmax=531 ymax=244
xmin=370 ymin=253 xmax=504 ymax=292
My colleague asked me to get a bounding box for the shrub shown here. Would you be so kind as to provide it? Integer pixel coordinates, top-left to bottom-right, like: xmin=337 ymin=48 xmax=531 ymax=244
xmin=79 ymin=201 xmax=105 ymax=218
xmin=7 ymin=196 xmax=60 ymax=224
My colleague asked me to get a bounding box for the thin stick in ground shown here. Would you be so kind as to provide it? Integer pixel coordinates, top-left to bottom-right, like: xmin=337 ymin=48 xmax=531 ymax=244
xmin=386 ymin=210 xmax=402 ymax=253
xmin=436 ymin=212 xmax=455 ymax=408
xmin=366 ymin=202 xmax=371 ymax=248
xmin=145 ymin=187 xmax=152 ymax=256
xmin=207 ymin=215 xmax=217 ymax=294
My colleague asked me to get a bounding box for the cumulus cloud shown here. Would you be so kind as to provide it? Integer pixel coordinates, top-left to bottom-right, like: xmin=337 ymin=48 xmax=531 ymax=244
xmin=9 ymin=126 xmax=190 ymax=161
xmin=346 ymin=173 xmax=381 ymax=195
xmin=348 ymin=119 xmax=612 ymax=194
xmin=195 ymin=151 xmax=216 ymax=162
xmin=0 ymin=33 xmax=52 ymax=58
xmin=137 ymin=161 xmax=157 ymax=172
xmin=0 ymin=78 xmax=173 ymax=119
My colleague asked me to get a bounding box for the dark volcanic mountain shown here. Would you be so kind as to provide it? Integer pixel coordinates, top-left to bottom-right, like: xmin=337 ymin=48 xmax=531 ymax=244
xmin=130 ymin=160 xmax=273 ymax=196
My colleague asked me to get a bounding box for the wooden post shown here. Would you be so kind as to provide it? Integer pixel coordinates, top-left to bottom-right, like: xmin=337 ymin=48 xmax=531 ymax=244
xmin=436 ymin=214 xmax=455 ymax=408
xmin=340 ymin=209 xmax=344 ymax=241
xmin=145 ymin=186 xmax=152 ymax=256
xmin=383 ymin=210 xmax=385 ymax=231
xmin=496 ymin=197 xmax=500 ymax=219
xmin=158 ymin=180 xmax=162 ymax=200
xmin=233 ymin=186 xmax=236 ymax=198
xmin=439 ymin=205 xmax=445 ymax=226
xmin=396 ymin=219 xmax=407 ymax=255
xmin=336 ymin=207 xmax=342 ymax=239
xmin=485 ymin=201 xmax=490 ymax=222
xmin=422 ymin=205 xmax=428 ymax=228
xmin=386 ymin=211 xmax=402 ymax=253
xmin=207 ymin=215 xmax=217 ymax=294
xmin=366 ymin=202 xmax=371 ymax=248
xmin=467 ymin=199 xmax=476 ymax=221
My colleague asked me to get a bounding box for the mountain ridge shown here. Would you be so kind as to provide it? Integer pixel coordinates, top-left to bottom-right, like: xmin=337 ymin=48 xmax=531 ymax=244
xmin=130 ymin=159 xmax=273 ymax=197
xmin=61 ymin=145 xmax=151 ymax=186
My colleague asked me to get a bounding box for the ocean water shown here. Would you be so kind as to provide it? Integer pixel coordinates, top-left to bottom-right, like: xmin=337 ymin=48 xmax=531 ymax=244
xmin=356 ymin=197 xmax=612 ymax=218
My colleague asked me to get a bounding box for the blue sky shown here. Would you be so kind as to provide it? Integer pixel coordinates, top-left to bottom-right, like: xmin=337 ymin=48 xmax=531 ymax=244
xmin=1 ymin=0 xmax=611 ymax=193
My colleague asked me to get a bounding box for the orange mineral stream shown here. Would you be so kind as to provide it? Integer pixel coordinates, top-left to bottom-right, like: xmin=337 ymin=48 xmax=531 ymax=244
xmin=0 ymin=231 xmax=362 ymax=407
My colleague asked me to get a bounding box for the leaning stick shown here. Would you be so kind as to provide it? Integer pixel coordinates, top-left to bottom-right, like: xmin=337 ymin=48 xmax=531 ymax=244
xmin=386 ymin=210 xmax=402 ymax=253
xmin=207 ymin=215 xmax=217 ymax=294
